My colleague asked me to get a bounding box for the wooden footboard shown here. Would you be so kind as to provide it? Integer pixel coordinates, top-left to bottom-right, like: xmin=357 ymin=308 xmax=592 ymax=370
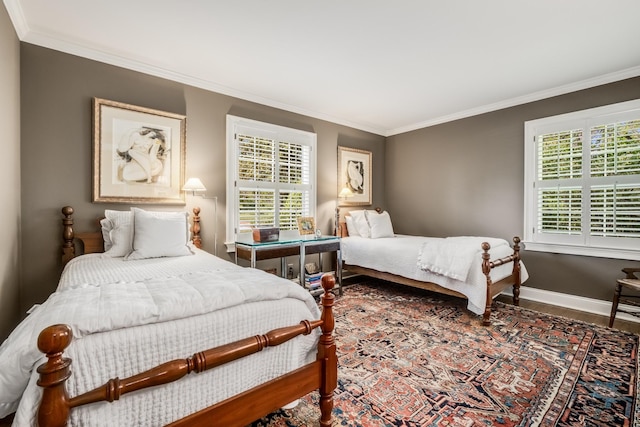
xmin=36 ymin=275 xmax=337 ymax=427
xmin=343 ymin=236 xmax=523 ymax=326
xmin=481 ymin=237 xmax=521 ymax=326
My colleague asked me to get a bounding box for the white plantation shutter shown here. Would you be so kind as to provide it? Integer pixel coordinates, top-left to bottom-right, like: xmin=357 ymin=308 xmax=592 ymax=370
xmin=279 ymin=190 xmax=309 ymax=230
xmin=591 ymin=184 xmax=640 ymax=238
xmin=537 ymin=187 xmax=582 ymax=235
xmin=537 ymin=129 xmax=583 ymax=180
xmin=590 ymin=120 xmax=640 ymax=177
xmin=238 ymin=189 xmax=275 ymax=230
xmin=227 ymin=116 xmax=316 ymax=244
xmin=524 ymin=100 xmax=640 ymax=260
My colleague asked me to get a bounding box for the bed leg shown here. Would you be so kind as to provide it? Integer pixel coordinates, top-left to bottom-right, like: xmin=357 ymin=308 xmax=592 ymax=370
xmin=482 ymin=308 xmax=492 ymax=327
xmin=37 ymin=324 xmax=73 ymax=427
xmin=318 ymin=274 xmax=337 ymax=426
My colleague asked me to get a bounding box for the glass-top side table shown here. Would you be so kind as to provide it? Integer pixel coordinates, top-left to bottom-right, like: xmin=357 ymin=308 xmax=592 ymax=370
xmin=235 ymin=231 xmax=342 ymax=295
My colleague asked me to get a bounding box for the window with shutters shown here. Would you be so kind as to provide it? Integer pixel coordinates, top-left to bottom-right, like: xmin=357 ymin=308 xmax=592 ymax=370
xmin=524 ymin=99 xmax=640 ymax=260
xmin=226 ymin=115 xmax=316 ymax=249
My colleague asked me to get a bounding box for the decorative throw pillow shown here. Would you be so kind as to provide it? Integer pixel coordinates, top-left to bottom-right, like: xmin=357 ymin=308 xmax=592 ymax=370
xmin=125 ymin=208 xmax=193 ymax=260
xmin=349 ymin=210 xmax=371 ymax=238
xmin=102 ymin=210 xmax=133 ymax=257
xmin=367 ymin=210 xmax=395 ymax=238
xmin=345 ymin=216 xmax=360 ymax=237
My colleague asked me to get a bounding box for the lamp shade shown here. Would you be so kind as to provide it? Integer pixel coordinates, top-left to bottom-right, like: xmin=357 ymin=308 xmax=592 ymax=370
xmin=338 ymin=186 xmax=354 ymax=198
xmin=182 ymin=177 xmax=207 ymax=193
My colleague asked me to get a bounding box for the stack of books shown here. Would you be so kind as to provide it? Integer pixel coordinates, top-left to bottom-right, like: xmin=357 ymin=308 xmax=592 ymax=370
xmin=304 ymin=272 xmax=324 ymax=291
xmin=304 ymin=271 xmax=336 ymax=292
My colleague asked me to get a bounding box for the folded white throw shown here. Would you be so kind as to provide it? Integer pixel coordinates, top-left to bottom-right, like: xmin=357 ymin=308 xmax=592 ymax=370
xmin=417 ymin=236 xmax=509 ymax=281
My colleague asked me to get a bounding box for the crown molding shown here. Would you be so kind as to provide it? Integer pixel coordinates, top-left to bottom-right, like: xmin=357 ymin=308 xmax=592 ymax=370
xmin=4 ymin=0 xmax=29 ymax=39
xmin=387 ymin=65 xmax=640 ymax=136
xmin=14 ymin=24 xmax=388 ymax=136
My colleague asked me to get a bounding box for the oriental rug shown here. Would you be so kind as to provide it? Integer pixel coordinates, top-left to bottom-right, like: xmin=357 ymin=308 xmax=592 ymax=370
xmin=251 ymin=281 xmax=639 ymax=427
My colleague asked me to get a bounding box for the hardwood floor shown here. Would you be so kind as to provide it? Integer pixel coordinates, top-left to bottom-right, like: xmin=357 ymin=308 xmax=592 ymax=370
xmin=495 ymin=294 xmax=640 ymax=334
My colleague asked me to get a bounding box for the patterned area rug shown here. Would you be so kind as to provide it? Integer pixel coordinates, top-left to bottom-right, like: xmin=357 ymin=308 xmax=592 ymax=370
xmin=250 ymin=282 xmax=639 ymax=427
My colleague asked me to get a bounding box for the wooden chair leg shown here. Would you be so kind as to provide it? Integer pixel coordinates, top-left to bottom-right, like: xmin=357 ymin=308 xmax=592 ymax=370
xmin=609 ymin=282 xmax=622 ymax=328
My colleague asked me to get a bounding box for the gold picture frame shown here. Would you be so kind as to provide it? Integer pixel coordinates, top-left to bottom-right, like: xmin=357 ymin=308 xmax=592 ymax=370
xmin=93 ymin=98 xmax=186 ymax=204
xmin=297 ymin=216 xmax=316 ymax=235
xmin=338 ymin=146 xmax=372 ymax=206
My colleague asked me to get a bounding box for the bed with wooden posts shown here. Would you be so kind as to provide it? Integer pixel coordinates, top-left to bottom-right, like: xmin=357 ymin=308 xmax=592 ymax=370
xmin=338 ymin=208 xmax=526 ymax=326
xmin=0 ymin=206 xmax=337 ymax=426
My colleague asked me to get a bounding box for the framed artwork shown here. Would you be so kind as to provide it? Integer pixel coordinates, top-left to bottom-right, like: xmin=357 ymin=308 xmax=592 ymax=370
xmin=337 ymin=146 xmax=372 ymax=206
xmin=93 ymin=98 xmax=186 ymax=204
xmin=297 ymin=216 xmax=316 ymax=235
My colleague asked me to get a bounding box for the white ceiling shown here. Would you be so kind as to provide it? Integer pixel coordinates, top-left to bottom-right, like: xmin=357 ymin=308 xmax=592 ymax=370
xmin=5 ymin=0 xmax=640 ymax=136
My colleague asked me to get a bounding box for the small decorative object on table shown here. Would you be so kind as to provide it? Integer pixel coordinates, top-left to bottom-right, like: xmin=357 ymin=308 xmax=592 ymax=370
xmin=297 ymin=217 xmax=316 ymax=235
xmin=305 ymin=262 xmax=320 ymax=275
xmin=252 ymin=227 xmax=279 ymax=242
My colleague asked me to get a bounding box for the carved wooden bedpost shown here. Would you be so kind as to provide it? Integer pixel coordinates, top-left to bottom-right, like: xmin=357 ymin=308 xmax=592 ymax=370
xmin=37 ymin=324 xmax=73 ymax=427
xmin=481 ymin=237 xmax=523 ymax=326
xmin=318 ymin=273 xmax=337 ymax=427
xmin=61 ymin=206 xmax=75 ymax=265
xmin=481 ymin=242 xmax=493 ymax=326
xmin=191 ymin=207 xmax=202 ymax=249
xmin=511 ymin=237 xmax=521 ymax=306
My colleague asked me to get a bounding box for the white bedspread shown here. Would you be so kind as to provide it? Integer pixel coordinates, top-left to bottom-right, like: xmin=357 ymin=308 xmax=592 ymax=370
xmin=417 ymin=236 xmax=509 ymax=281
xmin=0 ymin=249 xmax=321 ymax=425
xmin=341 ymin=235 xmax=528 ymax=315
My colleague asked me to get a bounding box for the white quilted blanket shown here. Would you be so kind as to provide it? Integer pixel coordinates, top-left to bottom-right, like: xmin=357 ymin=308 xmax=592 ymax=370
xmin=417 ymin=236 xmax=509 ymax=281
xmin=0 ymin=250 xmax=321 ymax=425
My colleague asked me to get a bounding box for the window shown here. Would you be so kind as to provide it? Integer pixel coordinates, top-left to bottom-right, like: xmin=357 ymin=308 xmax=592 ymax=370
xmin=226 ymin=115 xmax=316 ymax=249
xmin=524 ymin=99 xmax=640 ymax=260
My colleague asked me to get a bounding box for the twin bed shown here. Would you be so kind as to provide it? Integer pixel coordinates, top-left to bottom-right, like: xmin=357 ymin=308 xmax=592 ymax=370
xmin=0 ymin=206 xmax=337 ymax=426
xmin=338 ymin=209 xmax=527 ymax=325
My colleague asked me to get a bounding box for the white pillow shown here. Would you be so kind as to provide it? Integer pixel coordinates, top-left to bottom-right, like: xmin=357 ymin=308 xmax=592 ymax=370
xmin=100 ymin=217 xmax=113 ymax=251
xmin=103 ymin=210 xmax=133 ymax=257
xmin=349 ymin=210 xmax=370 ymax=238
xmin=345 ymin=216 xmax=360 ymax=237
xmin=367 ymin=210 xmax=395 ymax=238
xmin=125 ymin=208 xmax=193 ymax=260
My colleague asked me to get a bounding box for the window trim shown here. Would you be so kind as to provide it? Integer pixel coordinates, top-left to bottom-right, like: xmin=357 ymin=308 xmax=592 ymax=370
xmin=523 ymin=99 xmax=640 ymax=261
xmin=225 ymin=115 xmax=317 ymax=252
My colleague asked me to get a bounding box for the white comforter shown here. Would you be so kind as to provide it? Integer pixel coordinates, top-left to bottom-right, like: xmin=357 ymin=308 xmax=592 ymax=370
xmin=417 ymin=236 xmax=511 ymax=281
xmin=342 ymin=235 xmax=528 ymax=315
xmin=0 ymin=249 xmax=321 ymax=425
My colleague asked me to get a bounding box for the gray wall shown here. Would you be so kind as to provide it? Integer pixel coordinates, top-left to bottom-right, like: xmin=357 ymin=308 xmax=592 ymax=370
xmin=19 ymin=44 xmax=385 ymax=316
xmin=0 ymin=3 xmax=22 ymax=341
xmin=386 ymin=77 xmax=640 ymax=302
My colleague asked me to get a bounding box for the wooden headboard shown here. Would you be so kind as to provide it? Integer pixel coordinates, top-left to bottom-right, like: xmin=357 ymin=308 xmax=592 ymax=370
xmin=61 ymin=206 xmax=202 ymax=265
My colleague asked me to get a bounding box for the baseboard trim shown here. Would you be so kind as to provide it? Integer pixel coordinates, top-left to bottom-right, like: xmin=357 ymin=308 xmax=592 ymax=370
xmin=501 ymin=286 xmax=640 ymax=324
